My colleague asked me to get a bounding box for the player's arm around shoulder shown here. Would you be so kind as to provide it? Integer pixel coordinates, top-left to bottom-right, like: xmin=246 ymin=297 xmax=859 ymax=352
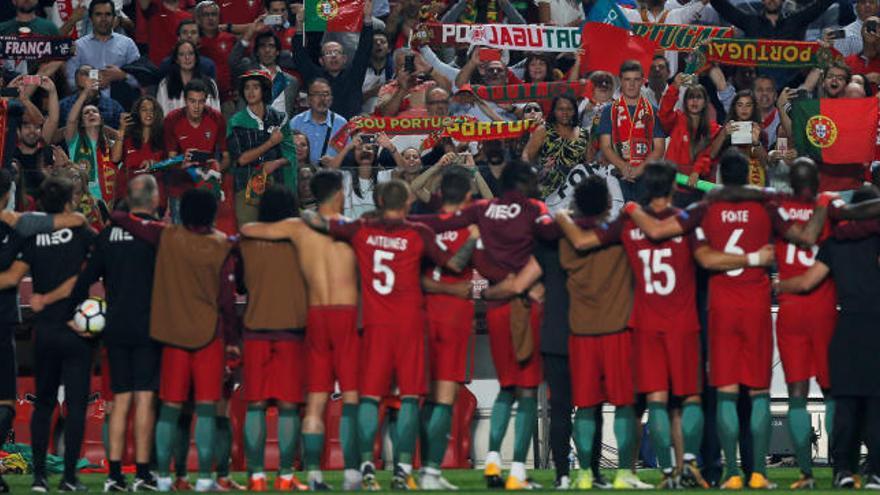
xmin=240 ymin=217 xmax=303 ymax=242
xmin=624 ymin=201 xmax=693 ymax=240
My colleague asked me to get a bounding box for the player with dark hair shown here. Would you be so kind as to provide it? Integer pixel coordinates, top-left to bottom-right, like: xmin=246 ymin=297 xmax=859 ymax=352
xmin=418 ymin=166 xmax=482 ymax=490
xmin=412 ymin=159 xmax=553 ymax=489
xmin=778 ymin=185 xmax=880 ymax=489
xmin=240 ymin=170 xmax=362 ymax=490
xmin=625 ymin=150 xmax=830 ymax=489
xmin=235 ymin=185 xmax=309 ymax=491
xmin=34 ymin=175 xmax=166 ymax=492
xmin=109 ymin=188 xmax=238 ymax=492
xmin=0 ymin=170 xmax=93 ymax=494
xmin=771 ymin=158 xmax=839 ymax=489
xmin=556 ymin=162 xmax=774 ymax=488
xmin=0 ymin=177 xmax=95 ymax=492
xmin=301 ymin=179 xmax=478 ymax=491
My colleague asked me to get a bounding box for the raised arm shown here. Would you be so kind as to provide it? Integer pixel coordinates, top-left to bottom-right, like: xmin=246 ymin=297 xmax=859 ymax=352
xmin=481 ymin=256 xmax=543 ymax=300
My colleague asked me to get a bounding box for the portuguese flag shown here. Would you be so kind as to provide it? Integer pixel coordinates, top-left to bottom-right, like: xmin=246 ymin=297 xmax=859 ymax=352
xmin=790 ymin=98 xmax=878 ymax=164
xmin=304 ymin=0 xmax=364 ymax=32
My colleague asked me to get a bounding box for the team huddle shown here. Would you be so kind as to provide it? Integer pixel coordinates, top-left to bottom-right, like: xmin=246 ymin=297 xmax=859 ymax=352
xmin=1 ymin=146 xmax=880 ymax=493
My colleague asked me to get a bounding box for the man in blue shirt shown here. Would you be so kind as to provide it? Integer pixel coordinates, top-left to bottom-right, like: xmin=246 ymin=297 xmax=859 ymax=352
xmin=289 ymin=79 xmax=348 ymax=165
xmin=64 ymin=0 xmax=141 ymax=108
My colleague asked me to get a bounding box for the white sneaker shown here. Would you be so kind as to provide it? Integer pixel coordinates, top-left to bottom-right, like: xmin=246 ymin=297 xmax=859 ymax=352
xmin=155 ymin=477 xmax=173 ymax=492
xmin=438 ymin=476 xmax=459 ymax=491
xmin=343 ymin=468 xmax=362 ymax=491
xmin=555 ymin=475 xmax=572 ymax=490
xmin=420 ymin=473 xmax=443 ymax=490
xmin=193 ymin=478 xmax=216 ymax=492
xmin=612 ymin=470 xmax=654 ymax=490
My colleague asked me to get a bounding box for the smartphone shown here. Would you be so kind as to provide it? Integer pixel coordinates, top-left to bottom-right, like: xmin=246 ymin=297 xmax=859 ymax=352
xmin=777 ymin=137 xmax=788 ymax=151
xmin=89 ymin=69 xmax=99 ymax=81
xmin=264 ymin=14 xmax=283 ymax=26
xmin=360 ymin=134 xmax=376 ymax=145
xmin=868 ymin=19 xmax=879 ymax=33
xmin=404 ymin=54 xmax=415 ymax=73
xmin=827 ymin=28 xmax=846 ymax=40
xmin=22 ymin=75 xmax=41 ymax=86
xmin=731 ymin=121 xmax=753 ymax=145
xmin=793 ymin=88 xmax=809 ymax=99
xmin=189 ymin=150 xmax=212 ymax=163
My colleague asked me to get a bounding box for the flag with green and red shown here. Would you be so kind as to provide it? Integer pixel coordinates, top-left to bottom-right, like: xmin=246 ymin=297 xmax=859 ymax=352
xmin=304 ymin=0 xmax=364 ymax=32
xmin=790 ymin=98 xmax=879 ymax=164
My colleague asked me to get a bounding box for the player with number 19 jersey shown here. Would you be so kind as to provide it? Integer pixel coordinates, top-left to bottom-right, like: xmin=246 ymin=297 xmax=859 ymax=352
xmin=596 ymin=208 xmax=701 ymax=396
xmin=774 ymin=196 xmax=837 ymax=388
xmin=328 ymin=217 xmax=451 ymax=396
xmin=677 ymin=199 xmax=789 ymax=389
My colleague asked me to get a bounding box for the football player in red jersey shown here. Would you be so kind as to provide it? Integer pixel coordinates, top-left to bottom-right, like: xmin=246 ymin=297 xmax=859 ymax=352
xmin=418 ymin=167 xmax=483 ymax=490
xmin=556 ymin=162 xmax=774 ymax=489
xmin=769 ymin=159 xmax=839 ymax=489
xmin=412 ymin=161 xmax=556 ymax=489
xmin=302 ymin=180 xmax=477 ymax=491
xmin=626 ymin=150 xmax=829 ymax=490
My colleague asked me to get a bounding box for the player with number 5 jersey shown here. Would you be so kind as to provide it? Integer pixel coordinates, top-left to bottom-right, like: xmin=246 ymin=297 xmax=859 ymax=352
xmin=301 ymin=180 xmax=478 ymax=491
xmin=627 ymin=151 xmax=830 ymax=490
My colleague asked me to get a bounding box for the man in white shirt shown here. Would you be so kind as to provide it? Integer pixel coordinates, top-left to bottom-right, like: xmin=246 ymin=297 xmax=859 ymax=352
xmin=833 ymin=0 xmax=880 ymax=56
xmin=623 ymin=0 xmax=711 ymax=73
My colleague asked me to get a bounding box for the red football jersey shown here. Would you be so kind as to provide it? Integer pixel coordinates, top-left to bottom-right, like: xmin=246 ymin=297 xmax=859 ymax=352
xmin=330 ymin=217 xmax=451 ymax=328
xmin=199 ymin=31 xmax=237 ymax=101
xmin=426 ymin=212 xmax=473 ymax=285
xmin=219 ymin=0 xmax=264 ymax=24
xmin=679 ymin=199 xmax=788 ymax=306
xmin=142 ymin=0 xmax=193 ymax=65
xmin=163 ymin=108 xmax=227 ymax=198
xmin=599 ymin=208 xmax=700 ymax=334
xmin=774 ymin=196 xmax=836 ymax=306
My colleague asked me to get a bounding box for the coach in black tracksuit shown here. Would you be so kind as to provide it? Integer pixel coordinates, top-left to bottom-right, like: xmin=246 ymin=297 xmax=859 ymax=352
xmin=69 ymin=174 xmax=162 ymax=492
xmin=0 ymin=177 xmax=95 ymax=492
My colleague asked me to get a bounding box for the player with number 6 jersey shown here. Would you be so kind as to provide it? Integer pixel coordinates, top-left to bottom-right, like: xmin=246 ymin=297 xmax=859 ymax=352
xmin=627 ymin=151 xmax=830 ymax=490
xmin=556 ymin=162 xmax=774 ymax=488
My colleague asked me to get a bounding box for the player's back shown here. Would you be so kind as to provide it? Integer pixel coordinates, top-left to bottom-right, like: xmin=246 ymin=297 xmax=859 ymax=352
xmin=621 ymin=208 xmax=699 ymax=333
xmin=350 ymin=218 xmax=433 ymax=327
xmin=774 ymin=196 xmax=836 ymax=306
xmin=698 ymin=200 xmax=773 ymax=305
xmin=428 ymin=213 xmax=473 ymax=285
xmin=296 ymin=218 xmax=358 ymax=307
xmin=474 ymin=190 xmax=552 ymax=273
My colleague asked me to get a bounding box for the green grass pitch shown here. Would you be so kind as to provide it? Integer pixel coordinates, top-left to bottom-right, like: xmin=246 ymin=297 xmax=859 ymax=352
xmin=1 ymin=467 xmax=841 ymax=492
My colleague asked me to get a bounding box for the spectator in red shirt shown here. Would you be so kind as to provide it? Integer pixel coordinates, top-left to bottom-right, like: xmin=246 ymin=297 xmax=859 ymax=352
xmin=111 ymin=96 xmax=167 ymax=207
xmin=844 ymin=16 xmax=880 ymax=90
xmin=138 ymin=0 xmax=193 ymax=66
xmin=195 ymin=0 xmax=238 ymax=114
xmin=219 ymin=0 xmax=263 ymax=25
xmin=162 ymin=80 xmax=230 ymax=224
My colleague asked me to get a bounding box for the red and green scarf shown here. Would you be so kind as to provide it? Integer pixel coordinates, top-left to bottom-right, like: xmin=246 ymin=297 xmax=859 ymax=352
xmin=610 ymin=96 xmax=654 ymax=167
xmin=685 ymin=38 xmax=842 ymax=74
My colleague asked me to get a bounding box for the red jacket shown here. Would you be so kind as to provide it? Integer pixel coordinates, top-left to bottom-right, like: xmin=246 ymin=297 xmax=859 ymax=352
xmin=658 ymin=85 xmax=720 ymax=178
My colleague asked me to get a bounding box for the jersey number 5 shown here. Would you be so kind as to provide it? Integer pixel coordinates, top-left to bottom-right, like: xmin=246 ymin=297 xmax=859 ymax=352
xmin=373 ymin=249 xmax=396 ymax=295
xmin=637 ymin=248 xmax=676 ymax=296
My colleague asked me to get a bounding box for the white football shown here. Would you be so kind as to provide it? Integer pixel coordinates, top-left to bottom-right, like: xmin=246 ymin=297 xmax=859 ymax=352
xmin=73 ymin=297 xmax=107 ymax=334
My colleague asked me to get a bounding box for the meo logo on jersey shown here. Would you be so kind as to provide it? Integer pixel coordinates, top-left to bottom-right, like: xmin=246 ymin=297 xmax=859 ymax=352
xmin=35 ymin=229 xmax=73 ymax=247
xmin=485 ymin=203 xmax=521 ymax=220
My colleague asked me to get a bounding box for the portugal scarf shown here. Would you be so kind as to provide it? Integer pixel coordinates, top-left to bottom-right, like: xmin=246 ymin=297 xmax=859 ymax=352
xmin=610 ymin=96 xmax=654 ymax=166
xmin=685 ymin=38 xmax=842 ymax=74
xmin=71 ymin=133 xmax=116 ymax=202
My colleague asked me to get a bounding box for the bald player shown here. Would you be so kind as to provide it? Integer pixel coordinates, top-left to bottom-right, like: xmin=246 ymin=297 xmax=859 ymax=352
xmin=239 ymin=169 xmax=361 ymax=490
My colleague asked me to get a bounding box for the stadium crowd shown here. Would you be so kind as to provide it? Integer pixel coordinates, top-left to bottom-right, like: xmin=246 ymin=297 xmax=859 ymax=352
xmin=1 ymin=0 xmax=880 ymax=492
